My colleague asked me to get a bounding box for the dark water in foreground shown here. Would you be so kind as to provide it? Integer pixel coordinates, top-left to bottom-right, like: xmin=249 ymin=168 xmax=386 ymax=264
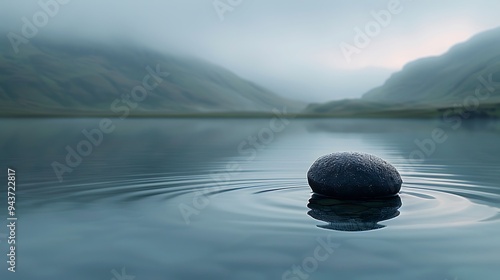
xmin=1 ymin=118 xmax=500 ymax=280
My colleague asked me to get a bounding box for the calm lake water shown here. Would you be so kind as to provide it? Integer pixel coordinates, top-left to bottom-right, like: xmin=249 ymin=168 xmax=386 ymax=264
xmin=1 ymin=118 xmax=500 ymax=280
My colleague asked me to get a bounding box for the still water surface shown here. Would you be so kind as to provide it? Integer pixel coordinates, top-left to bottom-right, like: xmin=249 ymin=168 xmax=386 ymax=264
xmin=0 ymin=118 xmax=499 ymax=280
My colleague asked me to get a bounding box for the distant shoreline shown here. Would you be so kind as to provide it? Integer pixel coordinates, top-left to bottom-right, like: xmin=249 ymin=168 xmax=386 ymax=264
xmin=1 ymin=108 xmax=498 ymax=119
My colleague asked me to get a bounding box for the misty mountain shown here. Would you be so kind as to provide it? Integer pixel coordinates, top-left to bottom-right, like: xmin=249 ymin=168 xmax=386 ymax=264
xmin=363 ymin=27 xmax=500 ymax=103
xmin=0 ymin=40 xmax=304 ymax=117
xmin=306 ymin=27 xmax=500 ymax=117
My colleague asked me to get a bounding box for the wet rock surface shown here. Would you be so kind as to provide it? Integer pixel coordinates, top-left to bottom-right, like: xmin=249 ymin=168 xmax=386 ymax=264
xmin=307 ymin=152 xmax=402 ymax=199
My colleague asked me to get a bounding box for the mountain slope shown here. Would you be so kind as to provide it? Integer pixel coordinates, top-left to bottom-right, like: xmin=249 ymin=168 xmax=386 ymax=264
xmin=305 ymin=27 xmax=500 ymax=117
xmin=363 ymin=27 xmax=500 ymax=104
xmin=0 ymin=40 xmax=303 ymax=117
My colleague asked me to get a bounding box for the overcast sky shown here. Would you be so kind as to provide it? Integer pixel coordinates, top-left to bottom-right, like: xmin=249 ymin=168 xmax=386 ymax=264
xmin=2 ymin=0 xmax=500 ymax=102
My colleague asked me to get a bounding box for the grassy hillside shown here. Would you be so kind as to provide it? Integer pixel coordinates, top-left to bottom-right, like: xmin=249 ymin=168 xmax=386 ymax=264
xmin=305 ymin=27 xmax=500 ymax=118
xmin=0 ymin=40 xmax=304 ymax=117
xmin=304 ymin=100 xmax=499 ymax=118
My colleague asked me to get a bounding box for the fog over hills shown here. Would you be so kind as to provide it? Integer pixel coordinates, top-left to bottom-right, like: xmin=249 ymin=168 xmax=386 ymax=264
xmin=306 ymin=27 xmax=500 ymax=117
xmin=2 ymin=0 xmax=500 ymax=103
xmin=0 ymin=40 xmax=304 ymax=117
xmin=363 ymin=27 xmax=500 ymax=104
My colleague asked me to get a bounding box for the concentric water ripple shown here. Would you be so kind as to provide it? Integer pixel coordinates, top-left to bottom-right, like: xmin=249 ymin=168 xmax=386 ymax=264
xmin=24 ymin=163 xmax=500 ymax=232
xmin=4 ymin=118 xmax=500 ymax=280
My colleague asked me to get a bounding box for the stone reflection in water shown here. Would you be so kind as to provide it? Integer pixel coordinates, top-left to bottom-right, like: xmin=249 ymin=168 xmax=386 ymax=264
xmin=307 ymin=194 xmax=402 ymax=232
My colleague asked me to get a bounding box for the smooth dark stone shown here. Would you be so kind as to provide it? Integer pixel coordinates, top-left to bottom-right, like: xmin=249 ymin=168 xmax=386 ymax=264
xmin=307 ymin=152 xmax=402 ymax=199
